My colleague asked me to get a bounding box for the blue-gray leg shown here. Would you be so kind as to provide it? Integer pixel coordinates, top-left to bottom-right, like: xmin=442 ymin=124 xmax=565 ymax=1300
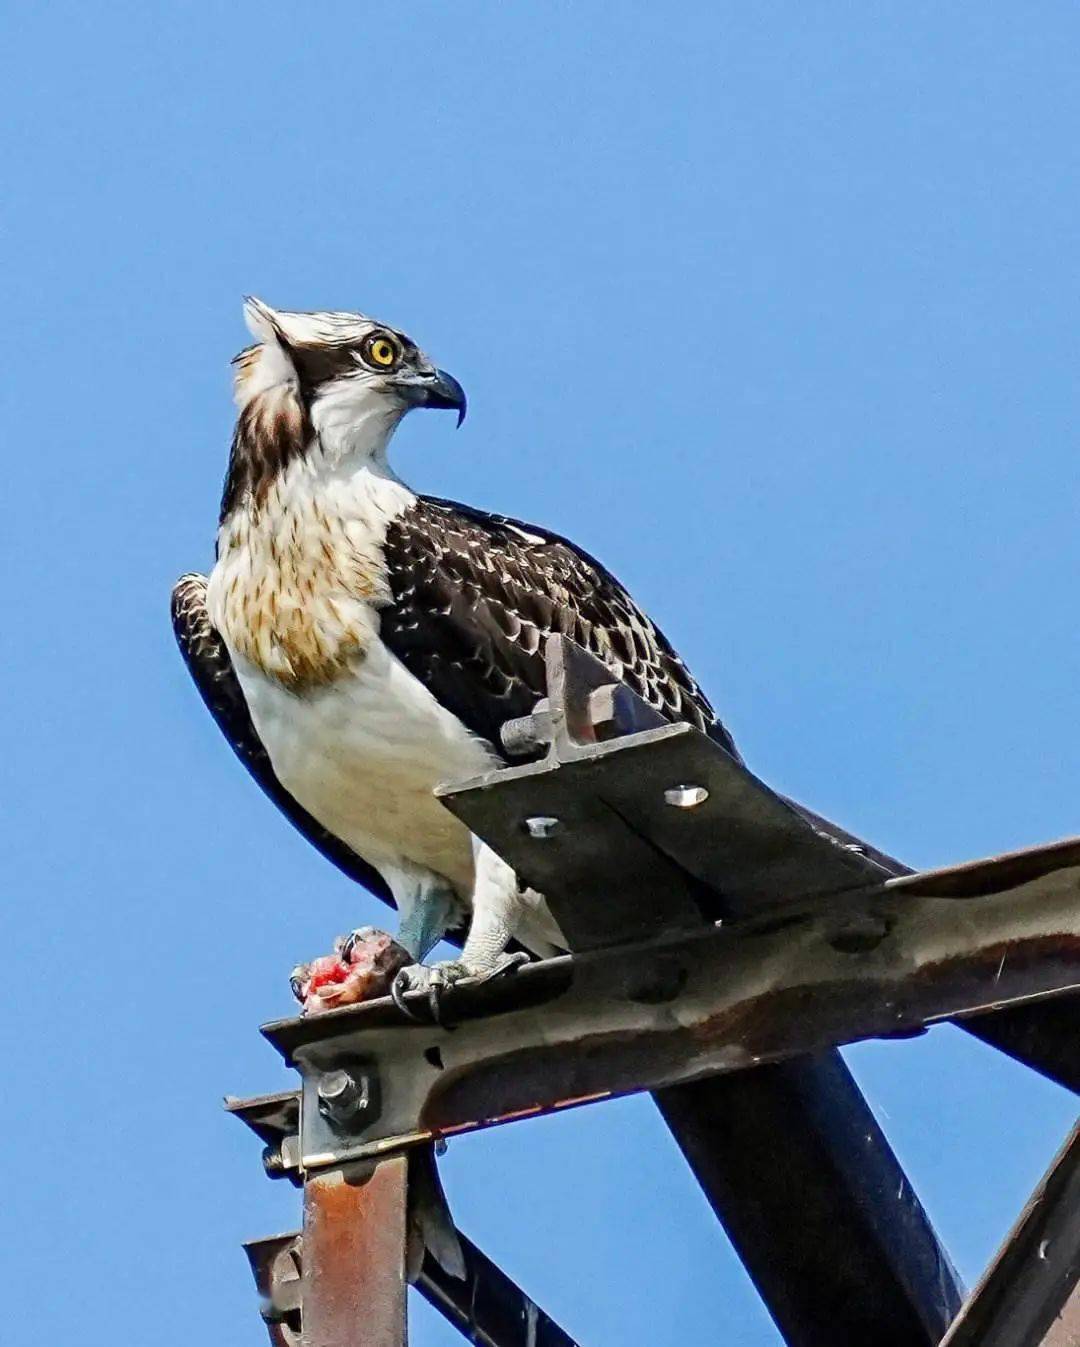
xmin=396 ymin=884 xmax=457 ymax=961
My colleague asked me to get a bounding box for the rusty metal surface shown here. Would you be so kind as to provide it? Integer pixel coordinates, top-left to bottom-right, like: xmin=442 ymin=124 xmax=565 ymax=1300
xmin=244 ymin=1233 xmax=303 ymax=1347
xmin=1043 ymin=1286 xmax=1080 ymax=1347
xmin=940 ymin=1120 xmax=1080 ymax=1347
xmin=261 ymin=841 xmax=1080 ymax=1167
xmin=242 ymin=1220 xmax=581 ymax=1347
xmin=302 ymin=1155 xmax=409 ymax=1347
xmin=893 ymin=837 xmax=1080 ymax=899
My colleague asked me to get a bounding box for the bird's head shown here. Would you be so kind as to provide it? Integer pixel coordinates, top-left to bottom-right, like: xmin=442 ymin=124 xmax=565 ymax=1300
xmin=232 ymin=296 xmax=465 ymax=464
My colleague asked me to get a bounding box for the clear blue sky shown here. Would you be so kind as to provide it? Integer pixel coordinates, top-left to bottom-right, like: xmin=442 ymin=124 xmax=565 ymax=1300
xmin=3 ymin=5 xmax=1077 ymax=1343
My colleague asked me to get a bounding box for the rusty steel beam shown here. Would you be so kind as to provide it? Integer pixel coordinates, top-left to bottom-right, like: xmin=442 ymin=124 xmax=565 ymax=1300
xmin=261 ymin=833 xmax=1078 ymax=1347
xmin=940 ymin=1120 xmax=1080 ymax=1347
xmin=242 ymin=1226 xmax=583 ymax=1347
xmin=263 ymin=841 xmax=1080 ymax=1167
xmin=230 ymin=1093 xmax=581 ymax=1347
xmin=301 ymin=1155 xmax=409 ymax=1347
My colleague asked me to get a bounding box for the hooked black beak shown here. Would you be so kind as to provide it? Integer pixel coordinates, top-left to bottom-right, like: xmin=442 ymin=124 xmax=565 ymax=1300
xmin=401 ymin=368 xmax=467 ymax=427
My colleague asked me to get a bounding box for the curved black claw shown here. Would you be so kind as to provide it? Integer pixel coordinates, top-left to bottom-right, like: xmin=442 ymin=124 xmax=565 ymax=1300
xmin=338 ymin=926 xmax=379 ymax=964
xmin=391 ymin=968 xmax=439 ymax=1023
xmin=289 ymin=964 xmax=308 ymax=1005
xmin=390 ymin=952 xmax=531 ymax=1024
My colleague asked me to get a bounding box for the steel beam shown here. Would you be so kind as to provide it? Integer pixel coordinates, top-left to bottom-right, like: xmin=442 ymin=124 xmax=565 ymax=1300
xmin=235 ymin=638 xmax=1078 ymax=1347
xmin=439 ymin=637 xmax=962 ymax=1347
xmin=232 ymin=1098 xmax=581 ymax=1347
xmin=262 ymin=841 xmax=1080 ymax=1167
xmin=470 ymin=636 xmax=1080 ymax=1094
xmin=242 ymin=1224 xmax=582 ymax=1347
xmin=940 ymin=1120 xmax=1080 ymax=1347
xmin=656 ymin=1054 xmax=962 ymax=1347
xmin=301 ymin=1155 xmax=409 ymax=1347
xmin=417 ymin=1232 xmax=581 ymax=1347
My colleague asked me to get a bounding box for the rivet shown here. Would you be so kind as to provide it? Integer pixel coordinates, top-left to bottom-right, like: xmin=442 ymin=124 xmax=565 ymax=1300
xmin=664 ymin=785 xmax=710 ymax=809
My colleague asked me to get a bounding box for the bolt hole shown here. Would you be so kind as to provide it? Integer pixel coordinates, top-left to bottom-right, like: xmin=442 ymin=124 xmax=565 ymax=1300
xmin=424 ymin=1046 xmax=445 ymax=1070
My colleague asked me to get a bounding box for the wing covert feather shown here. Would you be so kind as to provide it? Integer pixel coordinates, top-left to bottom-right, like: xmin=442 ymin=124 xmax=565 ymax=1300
xmin=380 ymin=497 xmax=739 ymax=757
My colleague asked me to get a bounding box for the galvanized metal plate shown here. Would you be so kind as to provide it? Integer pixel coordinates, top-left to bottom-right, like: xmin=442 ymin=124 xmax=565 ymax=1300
xmin=440 ymin=733 xmax=708 ymax=947
xmin=440 ymin=720 xmax=894 ymax=951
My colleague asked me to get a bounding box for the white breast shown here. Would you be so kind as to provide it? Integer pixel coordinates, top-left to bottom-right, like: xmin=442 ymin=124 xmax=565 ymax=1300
xmin=234 ymin=637 xmax=501 ymax=897
xmin=207 ymin=451 xmax=501 ymax=904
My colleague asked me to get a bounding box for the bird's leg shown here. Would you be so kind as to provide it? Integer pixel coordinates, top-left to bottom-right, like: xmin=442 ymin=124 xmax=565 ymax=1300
xmin=393 ymin=844 xmax=529 ymax=1005
xmin=395 ymin=884 xmax=457 ymax=961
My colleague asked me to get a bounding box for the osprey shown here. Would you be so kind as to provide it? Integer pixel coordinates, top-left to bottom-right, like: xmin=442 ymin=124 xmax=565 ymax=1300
xmin=173 ymin=298 xmax=738 ymax=1003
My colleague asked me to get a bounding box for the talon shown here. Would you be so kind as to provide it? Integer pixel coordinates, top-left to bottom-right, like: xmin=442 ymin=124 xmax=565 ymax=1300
xmin=338 ymin=926 xmax=378 ymax=963
xmin=289 ymin=964 xmax=309 ymax=1004
xmin=391 ymin=967 xmax=435 ymax=1022
xmin=386 ymin=952 xmax=529 ymax=1021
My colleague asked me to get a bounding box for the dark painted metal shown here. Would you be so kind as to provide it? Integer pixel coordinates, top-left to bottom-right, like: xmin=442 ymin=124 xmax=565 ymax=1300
xmin=418 ymin=1232 xmax=582 ymax=1347
xmin=438 ymin=641 xmax=894 ymax=946
xmin=657 ymin=1055 xmax=963 ymax=1347
xmin=940 ymin=1120 xmax=1080 ymax=1347
xmin=226 ymin=1090 xmax=300 ymax=1144
xmin=301 ymin=1156 xmax=409 ymax=1347
xmin=963 ymin=999 xmax=1080 ymax=1095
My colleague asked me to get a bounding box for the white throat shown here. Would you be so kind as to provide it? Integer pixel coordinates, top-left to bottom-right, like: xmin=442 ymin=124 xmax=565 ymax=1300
xmin=311 ymin=383 xmax=407 ymax=477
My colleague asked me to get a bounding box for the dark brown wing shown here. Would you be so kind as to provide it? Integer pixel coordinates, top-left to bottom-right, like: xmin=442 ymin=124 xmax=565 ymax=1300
xmin=379 ymin=497 xmax=739 ymax=758
xmin=170 ymin=573 xmax=393 ymax=907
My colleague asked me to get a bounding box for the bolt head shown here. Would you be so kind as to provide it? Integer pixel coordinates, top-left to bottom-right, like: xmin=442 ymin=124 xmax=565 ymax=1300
xmin=664 ymin=784 xmax=710 ymax=809
xmin=524 ymin=815 xmax=561 ymax=839
xmin=316 ymin=1068 xmax=369 ymax=1126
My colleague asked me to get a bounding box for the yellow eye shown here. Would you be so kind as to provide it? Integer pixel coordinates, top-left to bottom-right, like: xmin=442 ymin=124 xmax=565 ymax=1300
xmin=363 ymin=333 xmax=400 ymax=369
